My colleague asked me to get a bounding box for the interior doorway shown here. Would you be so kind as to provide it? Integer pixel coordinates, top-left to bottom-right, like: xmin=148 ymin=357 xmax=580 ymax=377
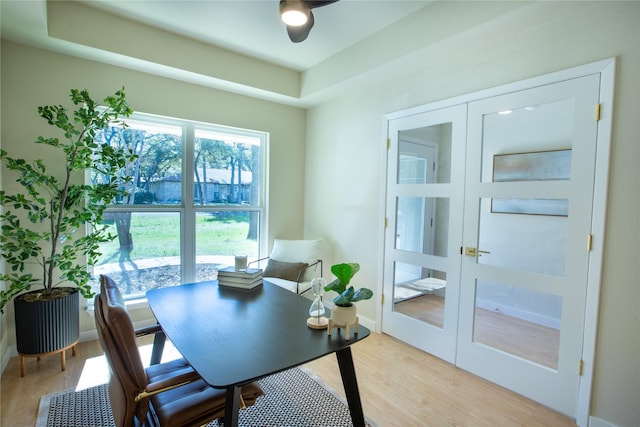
xmin=381 ymin=60 xmax=614 ymax=423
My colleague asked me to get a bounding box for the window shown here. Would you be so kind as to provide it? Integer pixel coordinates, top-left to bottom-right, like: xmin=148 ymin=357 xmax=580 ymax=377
xmin=91 ymin=113 xmax=267 ymax=300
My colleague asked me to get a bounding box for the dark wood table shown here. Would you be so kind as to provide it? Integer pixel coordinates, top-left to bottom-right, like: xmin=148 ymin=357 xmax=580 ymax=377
xmin=146 ymin=280 xmax=370 ymax=427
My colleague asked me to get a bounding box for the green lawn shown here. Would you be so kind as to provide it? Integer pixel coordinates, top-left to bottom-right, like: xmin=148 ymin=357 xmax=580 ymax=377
xmin=97 ymin=211 xmax=257 ymax=265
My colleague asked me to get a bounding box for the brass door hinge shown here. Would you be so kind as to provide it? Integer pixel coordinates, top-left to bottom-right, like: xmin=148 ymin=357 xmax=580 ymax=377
xmin=579 ymin=359 xmax=584 ymax=376
xmin=384 ymin=217 xmax=388 ymax=228
xmin=386 ymin=138 xmax=390 ymax=150
xmin=381 ymin=293 xmax=385 ymax=305
xmin=595 ymin=104 xmax=601 ymax=121
xmin=587 ymin=234 xmax=593 ymax=251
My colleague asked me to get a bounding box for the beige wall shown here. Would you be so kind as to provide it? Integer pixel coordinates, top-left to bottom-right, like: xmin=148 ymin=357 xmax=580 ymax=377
xmin=0 ymin=40 xmax=307 ymax=351
xmin=304 ymin=2 xmax=639 ymax=426
xmin=1 ymin=1 xmax=638 ymax=426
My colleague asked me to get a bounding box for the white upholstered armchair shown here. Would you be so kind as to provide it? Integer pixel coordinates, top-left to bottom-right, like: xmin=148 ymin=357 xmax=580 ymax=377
xmin=249 ymin=239 xmax=323 ymax=294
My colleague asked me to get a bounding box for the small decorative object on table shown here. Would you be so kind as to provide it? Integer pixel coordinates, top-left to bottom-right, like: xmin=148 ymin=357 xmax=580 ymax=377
xmin=234 ymin=255 xmax=248 ymax=272
xmin=324 ymin=263 xmax=373 ymax=340
xmin=307 ymin=277 xmax=328 ymax=329
xmin=217 ymin=266 xmax=263 ymax=289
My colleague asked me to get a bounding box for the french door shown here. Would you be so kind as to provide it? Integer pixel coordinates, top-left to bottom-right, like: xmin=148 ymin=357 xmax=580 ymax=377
xmin=457 ymin=73 xmax=600 ymax=416
xmin=382 ymin=104 xmax=467 ymax=363
xmin=383 ymin=72 xmax=603 ymax=417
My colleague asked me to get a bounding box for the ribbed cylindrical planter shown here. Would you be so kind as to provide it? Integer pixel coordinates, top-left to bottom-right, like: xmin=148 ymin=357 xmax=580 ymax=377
xmin=14 ymin=288 xmax=80 ymax=376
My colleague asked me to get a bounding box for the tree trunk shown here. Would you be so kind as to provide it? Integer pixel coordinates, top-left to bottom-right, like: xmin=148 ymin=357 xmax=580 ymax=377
xmin=115 ymin=212 xmax=133 ymax=252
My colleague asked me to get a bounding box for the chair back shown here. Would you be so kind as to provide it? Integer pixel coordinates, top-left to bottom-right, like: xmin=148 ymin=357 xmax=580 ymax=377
xmin=270 ymin=239 xmax=321 ymax=281
xmin=95 ymin=275 xmax=150 ymax=427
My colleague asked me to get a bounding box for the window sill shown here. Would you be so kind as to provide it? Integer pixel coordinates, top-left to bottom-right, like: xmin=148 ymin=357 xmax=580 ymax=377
xmin=124 ymin=297 xmax=151 ymax=311
xmin=85 ymin=296 xmax=150 ymax=316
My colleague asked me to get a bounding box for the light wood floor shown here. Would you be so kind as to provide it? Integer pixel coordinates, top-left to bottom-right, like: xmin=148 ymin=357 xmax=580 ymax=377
xmin=1 ymin=332 xmax=575 ymax=427
xmin=394 ymin=294 xmax=560 ymax=368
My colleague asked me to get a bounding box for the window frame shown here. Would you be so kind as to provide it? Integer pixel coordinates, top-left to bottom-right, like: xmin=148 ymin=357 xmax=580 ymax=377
xmin=93 ymin=111 xmax=269 ymax=301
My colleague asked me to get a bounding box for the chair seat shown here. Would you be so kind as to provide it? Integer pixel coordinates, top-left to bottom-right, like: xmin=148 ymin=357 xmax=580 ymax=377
xmin=264 ymin=277 xmax=312 ymax=294
xmin=147 ymin=358 xmax=264 ymax=427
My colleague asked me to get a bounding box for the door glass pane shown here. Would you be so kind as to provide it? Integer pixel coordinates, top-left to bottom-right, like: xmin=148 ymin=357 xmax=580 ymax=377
xmin=398 ymin=123 xmax=452 ymax=184
xmin=94 ymin=212 xmax=181 ymax=298
xmin=194 ymin=130 xmax=261 ymax=207
xmin=395 ymin=197 xmax=449 ymax=257
xmin=478 ymin=198 xmax=568 ymax=276
xmin=393 ymin=262 xmax=447 ymax=329
xmin=473 ymin=279 xmax=561 ymax=369
xmin=480 ymin=99 xmax=574 ymax=183
xmin=195 ymin=211 xmax=260 ymax=281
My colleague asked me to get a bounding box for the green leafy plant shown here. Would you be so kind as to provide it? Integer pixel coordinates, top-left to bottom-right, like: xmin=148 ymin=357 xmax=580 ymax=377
xmin=324 ymin=262 xmax=373 ymax=307
xmin=0 ymin=88 xmax=136 ymax=313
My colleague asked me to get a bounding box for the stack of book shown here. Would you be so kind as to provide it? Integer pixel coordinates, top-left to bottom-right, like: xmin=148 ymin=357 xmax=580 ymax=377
xmin=216 ymin=266 xmax=263 ymax=289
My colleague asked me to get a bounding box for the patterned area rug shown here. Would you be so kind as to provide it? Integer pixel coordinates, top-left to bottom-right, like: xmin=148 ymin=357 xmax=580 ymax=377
xmin=37 ymin=367 xmax=376 ymax=427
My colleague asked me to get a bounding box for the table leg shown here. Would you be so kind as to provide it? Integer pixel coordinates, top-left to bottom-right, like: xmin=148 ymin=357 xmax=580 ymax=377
xmin=149 ymin=330 xmax=166 ymax=365
xmin=335 ymin=347 xmax=365 ymax=427
xmin=224 ymin=385 xmax=241 ymax=427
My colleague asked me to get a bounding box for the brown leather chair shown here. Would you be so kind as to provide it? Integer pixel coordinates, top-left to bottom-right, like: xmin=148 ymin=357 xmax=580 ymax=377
xmin=95 ymin=275 xmax=264 ymax=427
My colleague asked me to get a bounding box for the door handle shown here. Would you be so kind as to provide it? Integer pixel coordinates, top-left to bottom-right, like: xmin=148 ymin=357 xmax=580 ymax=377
xmin=464 ymin=247 xmax=490 ymax=257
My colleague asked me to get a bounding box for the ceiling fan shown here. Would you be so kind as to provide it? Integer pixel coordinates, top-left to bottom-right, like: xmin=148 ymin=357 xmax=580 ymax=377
xmin=279 ymin=0 xmax=340 ymax=43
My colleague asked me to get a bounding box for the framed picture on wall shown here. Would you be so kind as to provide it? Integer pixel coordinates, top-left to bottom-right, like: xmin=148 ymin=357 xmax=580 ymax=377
xmin=491 ymin=149 xmax=571 ymax=216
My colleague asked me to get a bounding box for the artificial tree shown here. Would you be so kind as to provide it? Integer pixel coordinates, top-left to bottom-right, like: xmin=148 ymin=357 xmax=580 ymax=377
xmin=0 ymin=87 xmax=136 ymax=370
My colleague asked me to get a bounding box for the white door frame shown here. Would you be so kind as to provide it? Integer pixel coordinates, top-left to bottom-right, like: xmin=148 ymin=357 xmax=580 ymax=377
xmin=379 ymin=58 xmax=615 ymax=427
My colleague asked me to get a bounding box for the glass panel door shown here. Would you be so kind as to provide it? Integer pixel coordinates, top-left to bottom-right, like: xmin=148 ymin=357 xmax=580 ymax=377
xmin=457 ymin=74 xmax=600 ymax=416
xmin=383 ymin=104 xmax=467 ymax=363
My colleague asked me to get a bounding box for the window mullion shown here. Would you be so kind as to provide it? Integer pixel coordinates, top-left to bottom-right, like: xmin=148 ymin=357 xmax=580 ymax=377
xmin=182 ymin=124 xmax=196 ymax=283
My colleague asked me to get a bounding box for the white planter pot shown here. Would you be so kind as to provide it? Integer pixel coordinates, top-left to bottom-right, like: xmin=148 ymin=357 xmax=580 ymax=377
xmin=331 ymin=304 xmax=357 ymax=326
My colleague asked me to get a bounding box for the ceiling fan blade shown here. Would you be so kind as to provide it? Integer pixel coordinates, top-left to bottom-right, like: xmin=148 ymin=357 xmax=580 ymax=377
xmin=287 ymin=10 xmax=314 ymax=43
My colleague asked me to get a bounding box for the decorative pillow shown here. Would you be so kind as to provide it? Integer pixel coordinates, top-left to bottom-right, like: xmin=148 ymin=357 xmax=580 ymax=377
xmin=263 ymin=259 xmax=309 ymax=282
xmin=270 ymin=239 xmax=321 ymax=281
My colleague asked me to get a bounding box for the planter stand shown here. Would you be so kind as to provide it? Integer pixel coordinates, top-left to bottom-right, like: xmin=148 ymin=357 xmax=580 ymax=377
xmin=327 ymin=316 xmax=359 ymax=340
xmin=328 ymin=304 xmax=359 ymax=340
xmin=19 ymin=340 xmax=78 ymax=377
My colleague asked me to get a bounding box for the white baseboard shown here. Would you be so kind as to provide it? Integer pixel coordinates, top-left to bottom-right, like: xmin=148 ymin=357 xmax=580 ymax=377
xmin=589 ymin=416 xmax=619 ymax=427
xmin=357 ymin=314 xmax=376 ymax=332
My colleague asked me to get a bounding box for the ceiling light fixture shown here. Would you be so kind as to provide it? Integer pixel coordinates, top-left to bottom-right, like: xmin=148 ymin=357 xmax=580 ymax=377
xmin=280 ymin=0 xmax=310 ymax=27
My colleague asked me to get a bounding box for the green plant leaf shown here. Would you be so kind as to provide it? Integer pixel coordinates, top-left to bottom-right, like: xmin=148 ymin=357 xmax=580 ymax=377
xmin=330 ymin=262 xmax=359 ymax=286
xmin=334 ymin=287 xmax=355 ymax=306
xmin=351 ymin=288 xmax=373 ymax=302
xmin=323 ymin=278 xmax=344 ymax=294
